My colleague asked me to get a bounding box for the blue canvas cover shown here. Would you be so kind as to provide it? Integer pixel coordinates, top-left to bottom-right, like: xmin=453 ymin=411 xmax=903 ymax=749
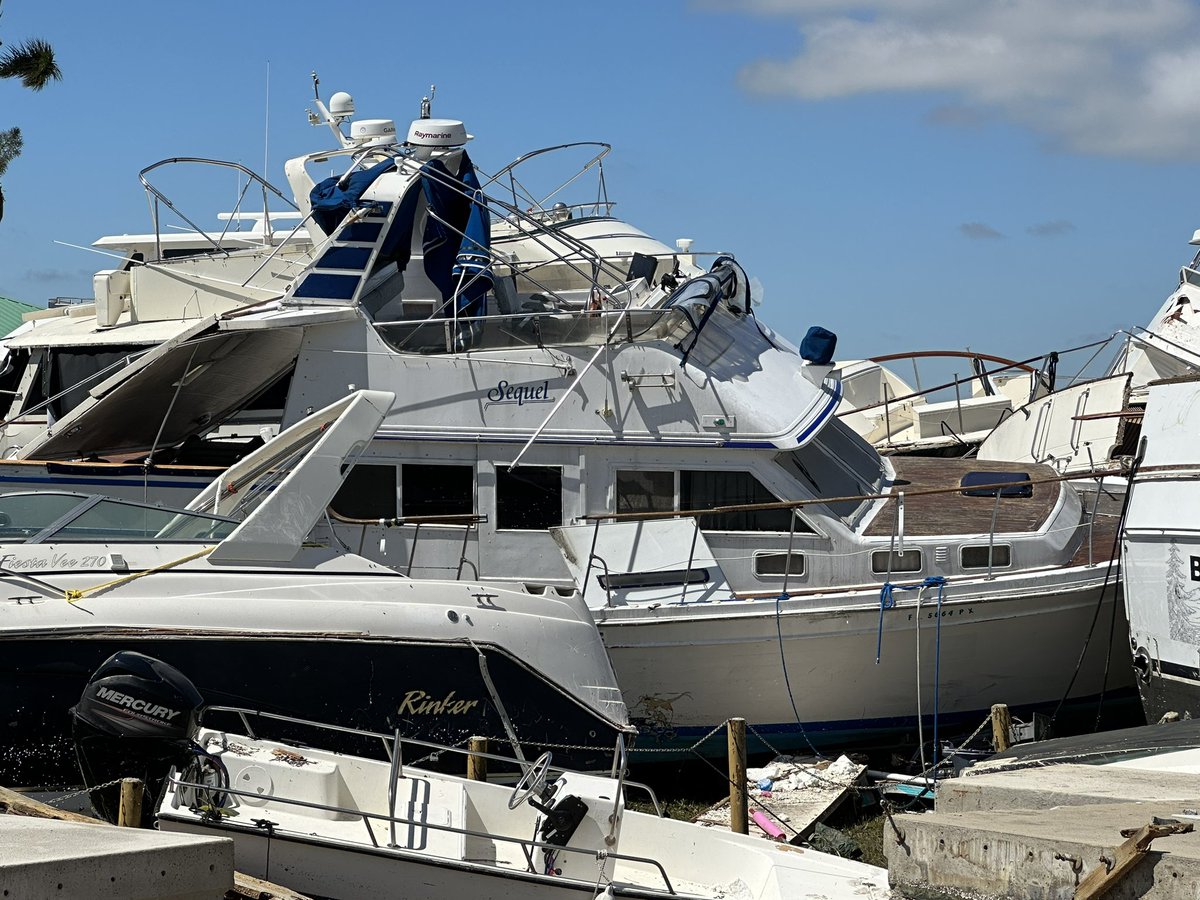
xmin=309 ymin=158 xmax=397 ymax=235
xmin=419 ymin=152 xmax=492 ymax=318
xmin=800 ymin=326 xmax=837 ymax=365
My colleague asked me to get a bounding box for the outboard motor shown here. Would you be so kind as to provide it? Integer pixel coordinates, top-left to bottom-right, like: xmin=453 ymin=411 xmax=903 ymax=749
xmin=71 ymin=652 xmax=203 ymax=827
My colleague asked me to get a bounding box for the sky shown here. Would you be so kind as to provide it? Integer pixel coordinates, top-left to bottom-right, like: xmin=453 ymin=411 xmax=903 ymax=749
xmin=1 ymin=0 xmax=1199 ymax=366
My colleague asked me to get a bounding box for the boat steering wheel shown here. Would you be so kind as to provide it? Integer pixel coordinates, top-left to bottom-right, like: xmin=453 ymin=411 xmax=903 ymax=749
xmin=507 ymin=751 xmax=553 ymax=810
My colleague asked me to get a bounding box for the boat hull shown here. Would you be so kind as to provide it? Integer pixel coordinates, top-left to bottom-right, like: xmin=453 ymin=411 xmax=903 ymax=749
xmin=597 ymin=566 xmax=1135 ymax=757
xmin=0 ymin=634 xmax=625 ymax=785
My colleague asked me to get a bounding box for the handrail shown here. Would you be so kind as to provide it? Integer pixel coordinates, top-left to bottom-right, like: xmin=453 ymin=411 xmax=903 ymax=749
xmin=138 ymin=157 xmax=299 ymax=262
xmin=841 ymin=335 xmax=1118 ymax=419
xmin=165 ymin=771 xmax=677 ymax=895
xmin=577 ymin=468 xmax=1119 ymax=523
xmin=478 ymin=142 xmax=612 ymax=218
xmin=573 ymin=464 xmax=1137 ymax=584
xmin=198 ymin=704 xmax=656 ymax=809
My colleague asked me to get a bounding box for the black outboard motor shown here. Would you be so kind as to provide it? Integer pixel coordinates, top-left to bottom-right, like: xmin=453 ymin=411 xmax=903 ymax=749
xmin=71 ymin=652 xmax=203 ymax=827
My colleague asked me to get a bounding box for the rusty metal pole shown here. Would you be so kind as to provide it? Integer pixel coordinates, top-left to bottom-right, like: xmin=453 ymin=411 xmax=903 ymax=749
xmin=728 ymin=718 xmax=748 ymax=835
xmin=467 ymin=736 xmax=488 ymax=782
xmin=117 ymin=778 xmax=143 ymax=827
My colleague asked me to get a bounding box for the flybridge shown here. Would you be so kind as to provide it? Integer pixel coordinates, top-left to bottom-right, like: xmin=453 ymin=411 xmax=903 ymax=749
xmin=96 ymin=687 xmax=182 ymax=722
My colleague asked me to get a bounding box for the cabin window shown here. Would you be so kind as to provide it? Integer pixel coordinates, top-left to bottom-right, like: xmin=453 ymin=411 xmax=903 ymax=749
xmin=871 ymin=548 xmax=923 ymax=575
xmin=402 ymin=464 xmax=474 ymax=518
xmin=753 ymin=551 xmax=806 ymax=577
xmin=680 ymin=470 xmax=805 ymax=532
xmin=777 ymin=418 xmax=885 ymax=522
xmin=330 ymin=464 xmax=397 ymax=519
xmin=45 ymin=348 xmax=144 ymax=419
xmin=496 ymin=465 xmax=562 ymax=530
xmin=961 ymin=544 xmax=1012 ymax=569
xmin=615 ymin=470 xmax=675 ymax=514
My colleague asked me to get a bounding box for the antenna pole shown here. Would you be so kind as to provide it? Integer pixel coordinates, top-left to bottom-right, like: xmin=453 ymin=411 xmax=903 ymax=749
xmin=263 ymin=61 xmax=270 ymax=180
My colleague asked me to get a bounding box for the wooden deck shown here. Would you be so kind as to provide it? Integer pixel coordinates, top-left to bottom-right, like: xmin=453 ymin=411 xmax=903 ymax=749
xmin=865 ymin=457 xmax=1062 ymax=537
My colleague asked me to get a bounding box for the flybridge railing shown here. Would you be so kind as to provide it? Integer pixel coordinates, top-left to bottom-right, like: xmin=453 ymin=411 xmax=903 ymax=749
xmin=837 ymin=335 xmax=1122 ymax=449
xmin=574 ymin=466 xmax=1124 ymax=607
xmin=373 ymin=305 xmax=685 ymax=355
xmin=138 ymin=158 xmax=300 ymax=263
xmin=479 ymin=141 xmax=615 ymax=222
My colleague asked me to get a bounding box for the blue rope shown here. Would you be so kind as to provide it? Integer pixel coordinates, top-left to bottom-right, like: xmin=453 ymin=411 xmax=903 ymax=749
xmin=877 ymin=576 xmax=948 ymax=778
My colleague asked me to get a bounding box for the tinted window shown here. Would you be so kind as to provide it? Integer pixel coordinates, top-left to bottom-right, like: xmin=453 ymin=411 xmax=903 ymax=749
xmin=615 ymin=470 xmax=674 ymax=514
xmin=754 ymin=552 xmax=806 ymax=577
xmin=330 ymin=464 xmax=397 ymax=519
xmin=871 ymin=548 xmax=922 ymax=574
xmin=496 ymin=465 xmax=562 ymax=530
xmin=961 ymin=544 xmax=1011 ymax=569
xmin=402 ymin=464 xmax=474 ymax=517
xmin=680 ymin=470 xmax=805 ymax=532
xmin=777 ymin=418 xmax=884 ymax=522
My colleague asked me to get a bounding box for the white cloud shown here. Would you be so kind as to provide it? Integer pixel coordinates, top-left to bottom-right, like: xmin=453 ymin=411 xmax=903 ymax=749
xmin=713 ymin=0 xmax=1200 ymax=160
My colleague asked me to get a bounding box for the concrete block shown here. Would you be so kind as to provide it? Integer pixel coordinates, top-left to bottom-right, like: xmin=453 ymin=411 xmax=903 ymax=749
xmin=938 ymin=764 xmax=1200 ymax=813
xmin=886 ymin=800 xmax=1200 ymax=900
xmin=0 ymin=816 xmax=233 ymax=899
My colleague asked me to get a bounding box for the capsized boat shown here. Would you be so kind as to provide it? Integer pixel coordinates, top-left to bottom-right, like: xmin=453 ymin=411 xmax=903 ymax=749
xmin=67 ymin=656 xmax=888 ymax=899
xmin=0 ymin=390 xmax=632 ymax=785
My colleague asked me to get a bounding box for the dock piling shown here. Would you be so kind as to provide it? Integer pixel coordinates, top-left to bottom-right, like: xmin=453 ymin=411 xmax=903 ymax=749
xmin=117 ymin=778 xmax=143 ymax=828
xmin=467 ymin=736 xmax=488 ymax=782
xmin=991 ymin=704 xmax=1012 ymax=752
xmin=728 ymin=717 xmax=748 ymax=835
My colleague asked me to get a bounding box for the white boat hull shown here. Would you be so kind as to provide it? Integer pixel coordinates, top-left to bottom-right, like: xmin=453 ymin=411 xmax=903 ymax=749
xmin=597 ymin=565 xmax=1131 ymax=753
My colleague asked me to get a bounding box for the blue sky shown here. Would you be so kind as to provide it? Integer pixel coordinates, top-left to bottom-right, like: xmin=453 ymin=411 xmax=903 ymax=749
xmin=1 ymin=0 xmax=1198 ymax=365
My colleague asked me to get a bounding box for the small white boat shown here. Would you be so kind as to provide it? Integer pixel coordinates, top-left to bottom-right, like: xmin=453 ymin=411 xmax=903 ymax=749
xmin=155 ymin=708 xmax=889 ymax=899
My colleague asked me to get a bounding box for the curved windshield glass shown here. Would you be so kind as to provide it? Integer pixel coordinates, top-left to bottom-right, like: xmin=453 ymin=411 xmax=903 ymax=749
xmin=49 ymin=499 xmax=237 ymax=542
xmin=0 ymin=493 xmax=92 ymax=541
xmin=0 ymin=493 xmax=239 ymax=544
xmin=777 ymin=419 xmax=886 ymax=524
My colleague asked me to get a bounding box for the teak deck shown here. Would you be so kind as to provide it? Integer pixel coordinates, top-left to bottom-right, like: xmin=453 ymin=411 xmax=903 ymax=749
xmin=865 ymin=457 xmax=1061 ymax=537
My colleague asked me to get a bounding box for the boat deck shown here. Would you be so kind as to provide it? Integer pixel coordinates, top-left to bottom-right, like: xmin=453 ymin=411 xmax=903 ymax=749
xmin=866 ymin=458 xmax=1062 ymax=537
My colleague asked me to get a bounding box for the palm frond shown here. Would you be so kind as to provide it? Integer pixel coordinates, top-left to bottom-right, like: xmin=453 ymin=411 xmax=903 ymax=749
xmin=0 ymin=127 xmax=22 ymax=179
xmin=0 ymin=39 xmax=61 ymax=90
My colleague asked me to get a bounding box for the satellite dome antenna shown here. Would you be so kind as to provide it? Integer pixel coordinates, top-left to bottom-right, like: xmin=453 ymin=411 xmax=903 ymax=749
xmin=306 ymin=70 xmax=355 ymax=149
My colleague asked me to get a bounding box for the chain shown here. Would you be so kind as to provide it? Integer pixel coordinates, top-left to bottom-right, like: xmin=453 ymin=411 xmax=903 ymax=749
xmin=43 ymin=777 xmax=134 ymax=808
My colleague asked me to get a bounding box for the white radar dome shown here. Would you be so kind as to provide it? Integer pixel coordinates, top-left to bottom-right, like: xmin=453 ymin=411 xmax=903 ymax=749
xmin=328 ymin=91 xmax=355 ymax=118
xmin=350 ymin=119 xmax=398 ymax=147
xmin=406 ymin=118 xmax=473 ymax=150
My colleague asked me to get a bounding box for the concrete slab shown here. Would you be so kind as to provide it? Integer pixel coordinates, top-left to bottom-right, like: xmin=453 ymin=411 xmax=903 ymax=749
xmin=0 ymin=816 xmax=233 ymax=900
xmin=886 ymin=800 xmax=1200 ymax=899
xmin=939 ymin=763 xmax=1200 ymax=813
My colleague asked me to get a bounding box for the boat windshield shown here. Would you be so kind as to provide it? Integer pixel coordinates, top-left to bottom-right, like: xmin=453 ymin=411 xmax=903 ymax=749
xmin=0 ymin=493 xmax=239 ymax=543
xmin=776 ymin=419 xmax=886 ymax=525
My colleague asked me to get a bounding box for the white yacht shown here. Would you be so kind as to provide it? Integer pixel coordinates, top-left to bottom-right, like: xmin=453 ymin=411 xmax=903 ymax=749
xmin=1121 ymin=372 xmax=1200 ymax=723
xmin=0 ymin=390 xmax=632 ymax=787
xmin=0 ymin=83 xmax=1128 ymax=758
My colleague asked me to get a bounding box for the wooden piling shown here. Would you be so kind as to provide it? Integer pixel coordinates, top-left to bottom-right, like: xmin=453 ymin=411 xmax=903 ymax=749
xmin=467 ymin=736 xmax=488 ymax=782
xmin=728 ymin=718 xmax=748 ymax=835
xmin=991 ymin=703 xmax=1012 ymax=752
xmin=117 ymin=778 xmax=143 ymax=828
